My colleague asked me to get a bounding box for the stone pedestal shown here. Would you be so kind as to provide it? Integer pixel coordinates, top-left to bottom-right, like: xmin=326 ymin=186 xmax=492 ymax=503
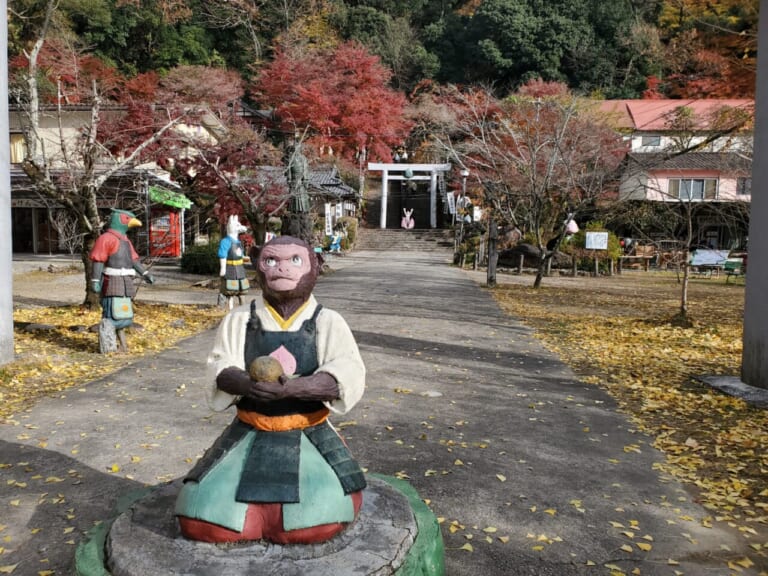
xmin=76 ymin=475 xmax=444 ymax=576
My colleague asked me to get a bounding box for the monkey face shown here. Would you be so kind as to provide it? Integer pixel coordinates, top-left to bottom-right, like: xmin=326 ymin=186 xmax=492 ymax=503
xmin=258 ymin=243 xmax=313 ymax=293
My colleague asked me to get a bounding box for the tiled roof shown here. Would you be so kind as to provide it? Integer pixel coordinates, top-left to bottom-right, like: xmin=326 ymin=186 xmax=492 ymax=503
xmin=307 ymin=165 xmax=357 ymax=199
xmin=247 ymin=165 xmax=357 ymax=199
xmin=626 ymin=151 xmax=751 ymax=173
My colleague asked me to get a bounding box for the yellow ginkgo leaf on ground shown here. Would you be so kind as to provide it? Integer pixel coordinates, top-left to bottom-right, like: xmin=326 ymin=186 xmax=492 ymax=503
xmin=544 ymin=508 xmax=556 ymax=516
xmin=459 ymin=543 xmax=473 ymax=552
xmin=636 ymin=542 xmax=652 ymax=551
xmin=498 ymin=536 xmax=509 ymax=544
xmin=0 ymin=565 xmax=18 ymax=574
xmin=620 ymin=544 xmax=633 ymax=553
xmin=496 ymin=474 xmax=506 ymax=482
xmin=482 ymin=526 xmax=497 ymax=533
xmin=734 ymin=557 xmax=754 ymax=568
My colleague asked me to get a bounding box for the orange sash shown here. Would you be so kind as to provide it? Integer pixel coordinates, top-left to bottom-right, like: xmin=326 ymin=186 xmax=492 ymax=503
xmin=236 ymin=407 xmax=329 ymax=432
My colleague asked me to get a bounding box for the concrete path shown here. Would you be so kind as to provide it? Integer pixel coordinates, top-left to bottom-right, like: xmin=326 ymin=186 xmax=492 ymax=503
xmin=2 ymin=251 xmax=761 ymax=575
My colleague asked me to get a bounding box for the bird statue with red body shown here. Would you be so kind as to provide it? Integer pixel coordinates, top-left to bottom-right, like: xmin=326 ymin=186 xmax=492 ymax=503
xmin=89 ymin=209 xmax=154 ymax=354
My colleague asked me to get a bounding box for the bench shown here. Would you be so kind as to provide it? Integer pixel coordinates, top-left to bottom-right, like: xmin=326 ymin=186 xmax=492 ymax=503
xmin=619 ymin=245 xmax=656 ymax=271
xmin=724 ymin=258 xmax=744 ymax=283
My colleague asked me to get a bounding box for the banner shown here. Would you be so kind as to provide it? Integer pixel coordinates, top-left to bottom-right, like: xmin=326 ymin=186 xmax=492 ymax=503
xmin=324 ymin=203 xmax=333 ymax=236
xmin=446 ymin=192 xmax=456 ymax=215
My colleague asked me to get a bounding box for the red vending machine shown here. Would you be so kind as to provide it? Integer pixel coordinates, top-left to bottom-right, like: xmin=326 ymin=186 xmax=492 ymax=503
xmin=149 ymin=209 xmax=181 ymax=257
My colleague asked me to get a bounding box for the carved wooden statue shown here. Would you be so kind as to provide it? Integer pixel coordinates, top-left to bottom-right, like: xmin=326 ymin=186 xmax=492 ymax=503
xmin=89 ymin=209 xmax=154 ymax=353
xmin=218 ymin=215 xmax=250 ymax=310
xmin=176 ymin=235 xmax=366 ymax=544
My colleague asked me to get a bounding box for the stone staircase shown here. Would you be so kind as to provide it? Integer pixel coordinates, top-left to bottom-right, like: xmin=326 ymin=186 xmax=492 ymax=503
xmin=356 ymin=183 xmax=454 ymax=252
xmin=354 ymin=227 xmax=454 ymax=252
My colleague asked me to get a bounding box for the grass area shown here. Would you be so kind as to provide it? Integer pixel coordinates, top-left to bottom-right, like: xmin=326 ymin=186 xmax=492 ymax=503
xmin=2 ymin=303 xmax=225 ymax=423
xmin=489 ymin=270 xmax=767 ymax=555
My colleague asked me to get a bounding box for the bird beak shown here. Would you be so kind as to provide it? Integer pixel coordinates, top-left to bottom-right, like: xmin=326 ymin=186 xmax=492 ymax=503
xmin=128 ymin=217 xmax=142 ymax=229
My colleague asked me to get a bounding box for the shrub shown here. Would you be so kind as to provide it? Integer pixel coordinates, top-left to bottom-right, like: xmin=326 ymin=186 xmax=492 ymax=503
xmin=338 ymin=216 xmax=358 ymax=246
xmin=181 ymin=244 xmax=219 ymax=275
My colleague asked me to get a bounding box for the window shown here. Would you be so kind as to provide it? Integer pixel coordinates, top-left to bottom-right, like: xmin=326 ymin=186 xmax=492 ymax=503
xmin=668 ymin=178 xmax=718 ymax=200
xmin=10 ymin=133 xmax=26 ymax=164
xmin=737 ymin=177 xmax=752 ymax=196
xmin=641 ymin=135 xmax=661 ymax=147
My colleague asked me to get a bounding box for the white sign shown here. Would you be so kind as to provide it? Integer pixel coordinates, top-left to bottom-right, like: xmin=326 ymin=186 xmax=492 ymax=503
xmin=324 ymin=203 xmax=333 ymax=236
xmin=446 ymin=193 xmax=456 ymax=215
xmin=585 ymin=231 xmax=609 ymax=250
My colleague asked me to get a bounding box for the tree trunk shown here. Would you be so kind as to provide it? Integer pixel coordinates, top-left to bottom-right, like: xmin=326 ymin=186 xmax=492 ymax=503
xmin=680 ymin=258 xmax=690 ymax=320
xmin=81 ymin=232 xmax=101 ymax=309
xmin=281 ymin=212 xmax=313 ymax=246
xmin=533 ymin=255 xmax=547 ymax=288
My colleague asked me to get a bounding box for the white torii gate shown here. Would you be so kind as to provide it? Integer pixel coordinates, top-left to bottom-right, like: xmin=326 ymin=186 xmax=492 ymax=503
xmin=367 ymin=163 xmax=452 ymax=229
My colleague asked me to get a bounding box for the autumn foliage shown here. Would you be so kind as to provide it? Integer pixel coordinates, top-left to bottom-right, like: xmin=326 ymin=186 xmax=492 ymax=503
xmin=252 ymin=41 xmax=412 ymax=162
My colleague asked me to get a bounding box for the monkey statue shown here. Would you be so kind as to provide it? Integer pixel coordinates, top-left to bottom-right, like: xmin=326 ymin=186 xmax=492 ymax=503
xmin=175 ymin=235 xmax=366 ymax=544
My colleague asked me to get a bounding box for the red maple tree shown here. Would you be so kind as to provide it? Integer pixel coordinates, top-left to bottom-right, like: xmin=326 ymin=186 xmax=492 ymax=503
xmin=251 ymin=41 xmax=412 ymax=164
xmin=169 ymin=121 xmax=286 ymax=245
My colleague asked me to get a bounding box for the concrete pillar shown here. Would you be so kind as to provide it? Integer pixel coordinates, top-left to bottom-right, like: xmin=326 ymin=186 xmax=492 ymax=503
xmin=430 ymin=172 xmax=437 ymax=228
xmin=742 ymin=0 xmax=768 ymax=389
xmin=0 ymin=0 xmax=14 ymax=365
xmin=380 ymin=170 xmax=389 ymax=229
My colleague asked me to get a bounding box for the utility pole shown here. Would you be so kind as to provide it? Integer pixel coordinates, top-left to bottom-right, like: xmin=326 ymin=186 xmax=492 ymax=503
xmin=0 ymin=0 xmax=15 ymax=365
xmin=741 ymin=0 xmax=768 ymax=389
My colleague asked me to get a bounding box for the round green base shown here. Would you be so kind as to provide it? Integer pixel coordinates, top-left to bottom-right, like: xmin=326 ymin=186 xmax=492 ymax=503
xmin=75 ymin=474 xmax=444 ymax=576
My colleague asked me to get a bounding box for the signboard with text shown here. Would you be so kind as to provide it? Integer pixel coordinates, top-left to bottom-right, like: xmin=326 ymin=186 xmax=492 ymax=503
xmin=585 ymin=231 xmax=609 ymax=250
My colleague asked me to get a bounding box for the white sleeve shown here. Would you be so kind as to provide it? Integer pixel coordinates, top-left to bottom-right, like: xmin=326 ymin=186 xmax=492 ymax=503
xmin=206 ymin=309 xmax=249 ymax=411
xmin=316 ymin=309 xmax=366 ymax=415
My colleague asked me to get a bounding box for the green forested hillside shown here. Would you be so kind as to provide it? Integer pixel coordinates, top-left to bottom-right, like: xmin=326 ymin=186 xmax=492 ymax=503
xmin=7 ymin=0 xmax=758 ymax=99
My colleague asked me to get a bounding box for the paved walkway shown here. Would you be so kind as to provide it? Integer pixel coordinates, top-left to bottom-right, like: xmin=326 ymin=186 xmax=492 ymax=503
xmin=2 ymin=251 xmax=763 ymax=575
